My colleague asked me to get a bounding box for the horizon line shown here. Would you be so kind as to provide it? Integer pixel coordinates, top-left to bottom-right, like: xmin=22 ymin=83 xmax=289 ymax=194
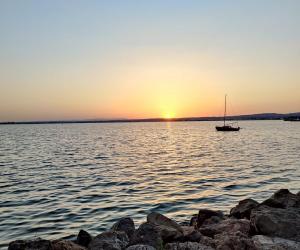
xmin=1 ymin=111 xmax=299 ymax=125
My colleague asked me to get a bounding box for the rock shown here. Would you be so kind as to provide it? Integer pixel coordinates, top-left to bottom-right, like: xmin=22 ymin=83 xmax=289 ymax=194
xmin=197 ymin=209 xmax=223 ymax=228
xmin=214 ymin=231 xmax=257 ymax=250
xmin=52 ymin=240 xmax=86 ymax=250
xmin=89 ymin=231 xmax=129 ymax=250
xmin=111 ymin=217 xmax=135 ymax=240
xmin=126 ymin=245 xmax=156 ymax=250
xmin=199 ymin=236 xmax=215 ymax=249
xmin=230 ymin=199 xmax=259 ymax=219
xmin=156 ymin=225 xmax=183 ymax=243
xmin=165 ymin=242 xmax=214 ymax=250
xmin=77 ymin=230 xmax=92 ymax=247
xmin=183 ymin=230 xmax=202 ymax=242
xmin=250 ymin=205 xmax=300 ymax=241
xmin=261 ymin=189 xmax=300 ymax=209
xmin=252 ymin=235 xmax=300 ymax=250
xmin=199 ymin=219 xmax=251 ymax=238
xmin=8 ymin=238 xmax=52 ymax=250
xmin=130 ymin=222 xmax=163 ymax=249
xmin=147 ymin=212 xmax=183 ymax=233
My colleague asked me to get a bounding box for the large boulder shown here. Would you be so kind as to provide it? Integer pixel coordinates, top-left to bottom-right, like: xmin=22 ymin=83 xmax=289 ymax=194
xmin=130 ymin=222 xmax=163 ymax=249
xmin=261 ymin=189 xmax=300 ymax=209
xmin=250 ymin=205 xmax=300 ymax=241
xmin=88 ymin=231 xmax=129 ymax=250
xmin=199 ymin=219 xmax=251 ymax=238
xmin=8 ymin=238 xmax=52 ymax=250
xmin=147 ymin=212 xmax=183 ymax=233
xmin=77 ymin=229 xmax=92 ymax=247
xmin=252 ymin=235 xmax=300 ymax=250
xmin=111 ymin=217 xmax=135 ymax=240
xmin=230 ymin=199 xmax=259 ymax=219
xmin=165 ymin=242 xmax=214 ymax=250
xmin=52 ymin=240 xmax=86 ymax=250
xmin=214 ymin=231 xmax=257 ymax=250
xmin=126 ymin=245 xmax=156 ymax=250
xmin=197 ymin=209 xmax=224 ymax=228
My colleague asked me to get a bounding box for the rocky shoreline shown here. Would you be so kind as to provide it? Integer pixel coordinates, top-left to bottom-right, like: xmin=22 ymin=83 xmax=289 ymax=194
xmin=8 ymin=189 xmax=300 ymax=250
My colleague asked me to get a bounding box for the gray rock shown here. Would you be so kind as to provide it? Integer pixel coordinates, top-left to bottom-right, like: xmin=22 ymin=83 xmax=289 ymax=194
xmin=214 ymin=231 xmax=257 ymax=250
xmin=126 ymin=245 xmax=156 ymax=250
xmin=77 ymin=229 xmax=92 ymax=247
xmin=52 ymin=240 xmax=86 ymax=250
xmin=230 ymin=199 xmax=259 ymax=219
xmin=261 ymin=189 xmax=300 ymax=209
xmin=199 ymin=219 xmax=251 ymax=238
xmin=8 ymin=238 xmax=52 ymax=250
xmin=130 ymin=222 xmax=163 ymax=249
xmin=252 ymin=235 xmax=300 ymax=250
xmin=89 ymin=231 xmax=129 ymax=250
xmin=197 ymin=209 xmax=223 ymax=228
xmin=250 ymin=205 xmax=300 ymax=241
xmin=165 ymin=242 xmax=214 ymax=250
xmin=111 ymin=217 xmax=135 ymax=240
xmin=147 ymin=212 xmax=183 ymax=233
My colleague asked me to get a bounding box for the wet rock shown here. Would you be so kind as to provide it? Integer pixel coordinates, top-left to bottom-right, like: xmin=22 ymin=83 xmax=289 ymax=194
xmin=111 ymin=217 xmax=135 ymax=240
xmin=130 ymin=222 xmax=163 ymax=249
xmin=261 ymin=189 xmax=300 ymax=209
xmin=126 ymin=245 xmax=156 ymax=250
xmin=89 ymin=231 xmax=129 ymax=250
xmin=250 ymin=205 xmax=300 ymax=241
xmin=252 ymin=235 xmax=300 ymax=250
xmin=199 ymin=219 xmax=251 ymax=238
xmin=197 ymin=209 xmax=223 ymax=228
xmin=230 ymin=199 xmax=259 ymax=219
xmin=77 ymin=230 xmax=92 ymax=247
xmin=165 ymin=242 xmax=214 ymax=250
xmin=214 ymin=231 xmax=257 ymax=250
xmin=8 ymin=238 xmax=52 ymax=250
xmin=147 ymin=212 xmax=183 ymax=233
xmin=52 ymin=240 xmax=86 ymax=250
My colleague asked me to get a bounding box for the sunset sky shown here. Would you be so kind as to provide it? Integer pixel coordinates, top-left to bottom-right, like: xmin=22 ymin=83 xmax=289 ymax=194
xmin=0 ymin=1 xmax=299 ymax=121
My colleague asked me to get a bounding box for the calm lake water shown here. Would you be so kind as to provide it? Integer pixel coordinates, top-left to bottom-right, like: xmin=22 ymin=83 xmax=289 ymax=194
xmin=0 ymin=121 xmax=299 ymax=248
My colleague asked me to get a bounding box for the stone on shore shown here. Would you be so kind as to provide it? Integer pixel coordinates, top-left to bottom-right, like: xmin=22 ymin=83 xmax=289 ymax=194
xmin=77 ymin=229 xmax=92 ymax=247
xmin=197 ymin=209 xmax=224 ymax=228
xmin=8 ymin=238 xmax=52 ymax=250
xmin=52 ymin=240 xmax=86 ymax=250
xmin=199 ymin=218 xmax=251 ymax=238
xmin=261 ymin=189 xmax=300 ymax=209
xmin=214 ymin=231 xmax=257 ymax=250
xmin=147 ymin=212 xmax=183 ymax=234
xmin=130 ymin=222 xmax=163 ymax=249
xmin=111 ymin=217 xmax=135 ymax=240
xmin=165 ymin=242 xmax=214 ymax=250
xmin=126 ymin=245 xmax=156 ymax=250
xmin=88 ymin=231 xmax=129 ymax=250
xmin=250 ymin=205 xmax=300 ymax=241
xmin=230 ymin=199 xmax=259 ymax=219
xmin=252 ymin=235 xmax=300 ymax=250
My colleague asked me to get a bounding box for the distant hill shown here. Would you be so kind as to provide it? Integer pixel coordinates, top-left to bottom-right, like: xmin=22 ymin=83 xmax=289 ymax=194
xmin=1 ymin=112 xmax=300 ymax=125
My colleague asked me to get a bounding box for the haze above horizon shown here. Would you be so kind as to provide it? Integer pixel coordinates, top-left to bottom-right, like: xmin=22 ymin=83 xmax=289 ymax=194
xmin=1 ymin=1 xmax=299 ymax=122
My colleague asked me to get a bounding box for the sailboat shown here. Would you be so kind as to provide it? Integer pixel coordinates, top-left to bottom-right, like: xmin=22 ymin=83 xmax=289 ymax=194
xmin=216 ymin=95 xmax=240 ymax=131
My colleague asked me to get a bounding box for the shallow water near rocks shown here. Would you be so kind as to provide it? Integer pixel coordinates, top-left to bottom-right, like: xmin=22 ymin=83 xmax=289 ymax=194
xmin=0 ymin=121 xmax=299 ymax=248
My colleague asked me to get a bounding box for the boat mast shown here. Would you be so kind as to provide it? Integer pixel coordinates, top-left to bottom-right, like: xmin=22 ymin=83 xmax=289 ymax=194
xmin=224 ymin=94 xmax=227 ymax=126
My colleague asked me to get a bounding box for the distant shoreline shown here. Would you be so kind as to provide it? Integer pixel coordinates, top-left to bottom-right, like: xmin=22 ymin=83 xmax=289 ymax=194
xmin=1 ymin=112 xmax=300 ymax=125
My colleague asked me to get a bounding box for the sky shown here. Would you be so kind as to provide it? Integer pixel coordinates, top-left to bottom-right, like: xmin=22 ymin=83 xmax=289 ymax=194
xmin=0 ymin=0 xmax=299 ymax=121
